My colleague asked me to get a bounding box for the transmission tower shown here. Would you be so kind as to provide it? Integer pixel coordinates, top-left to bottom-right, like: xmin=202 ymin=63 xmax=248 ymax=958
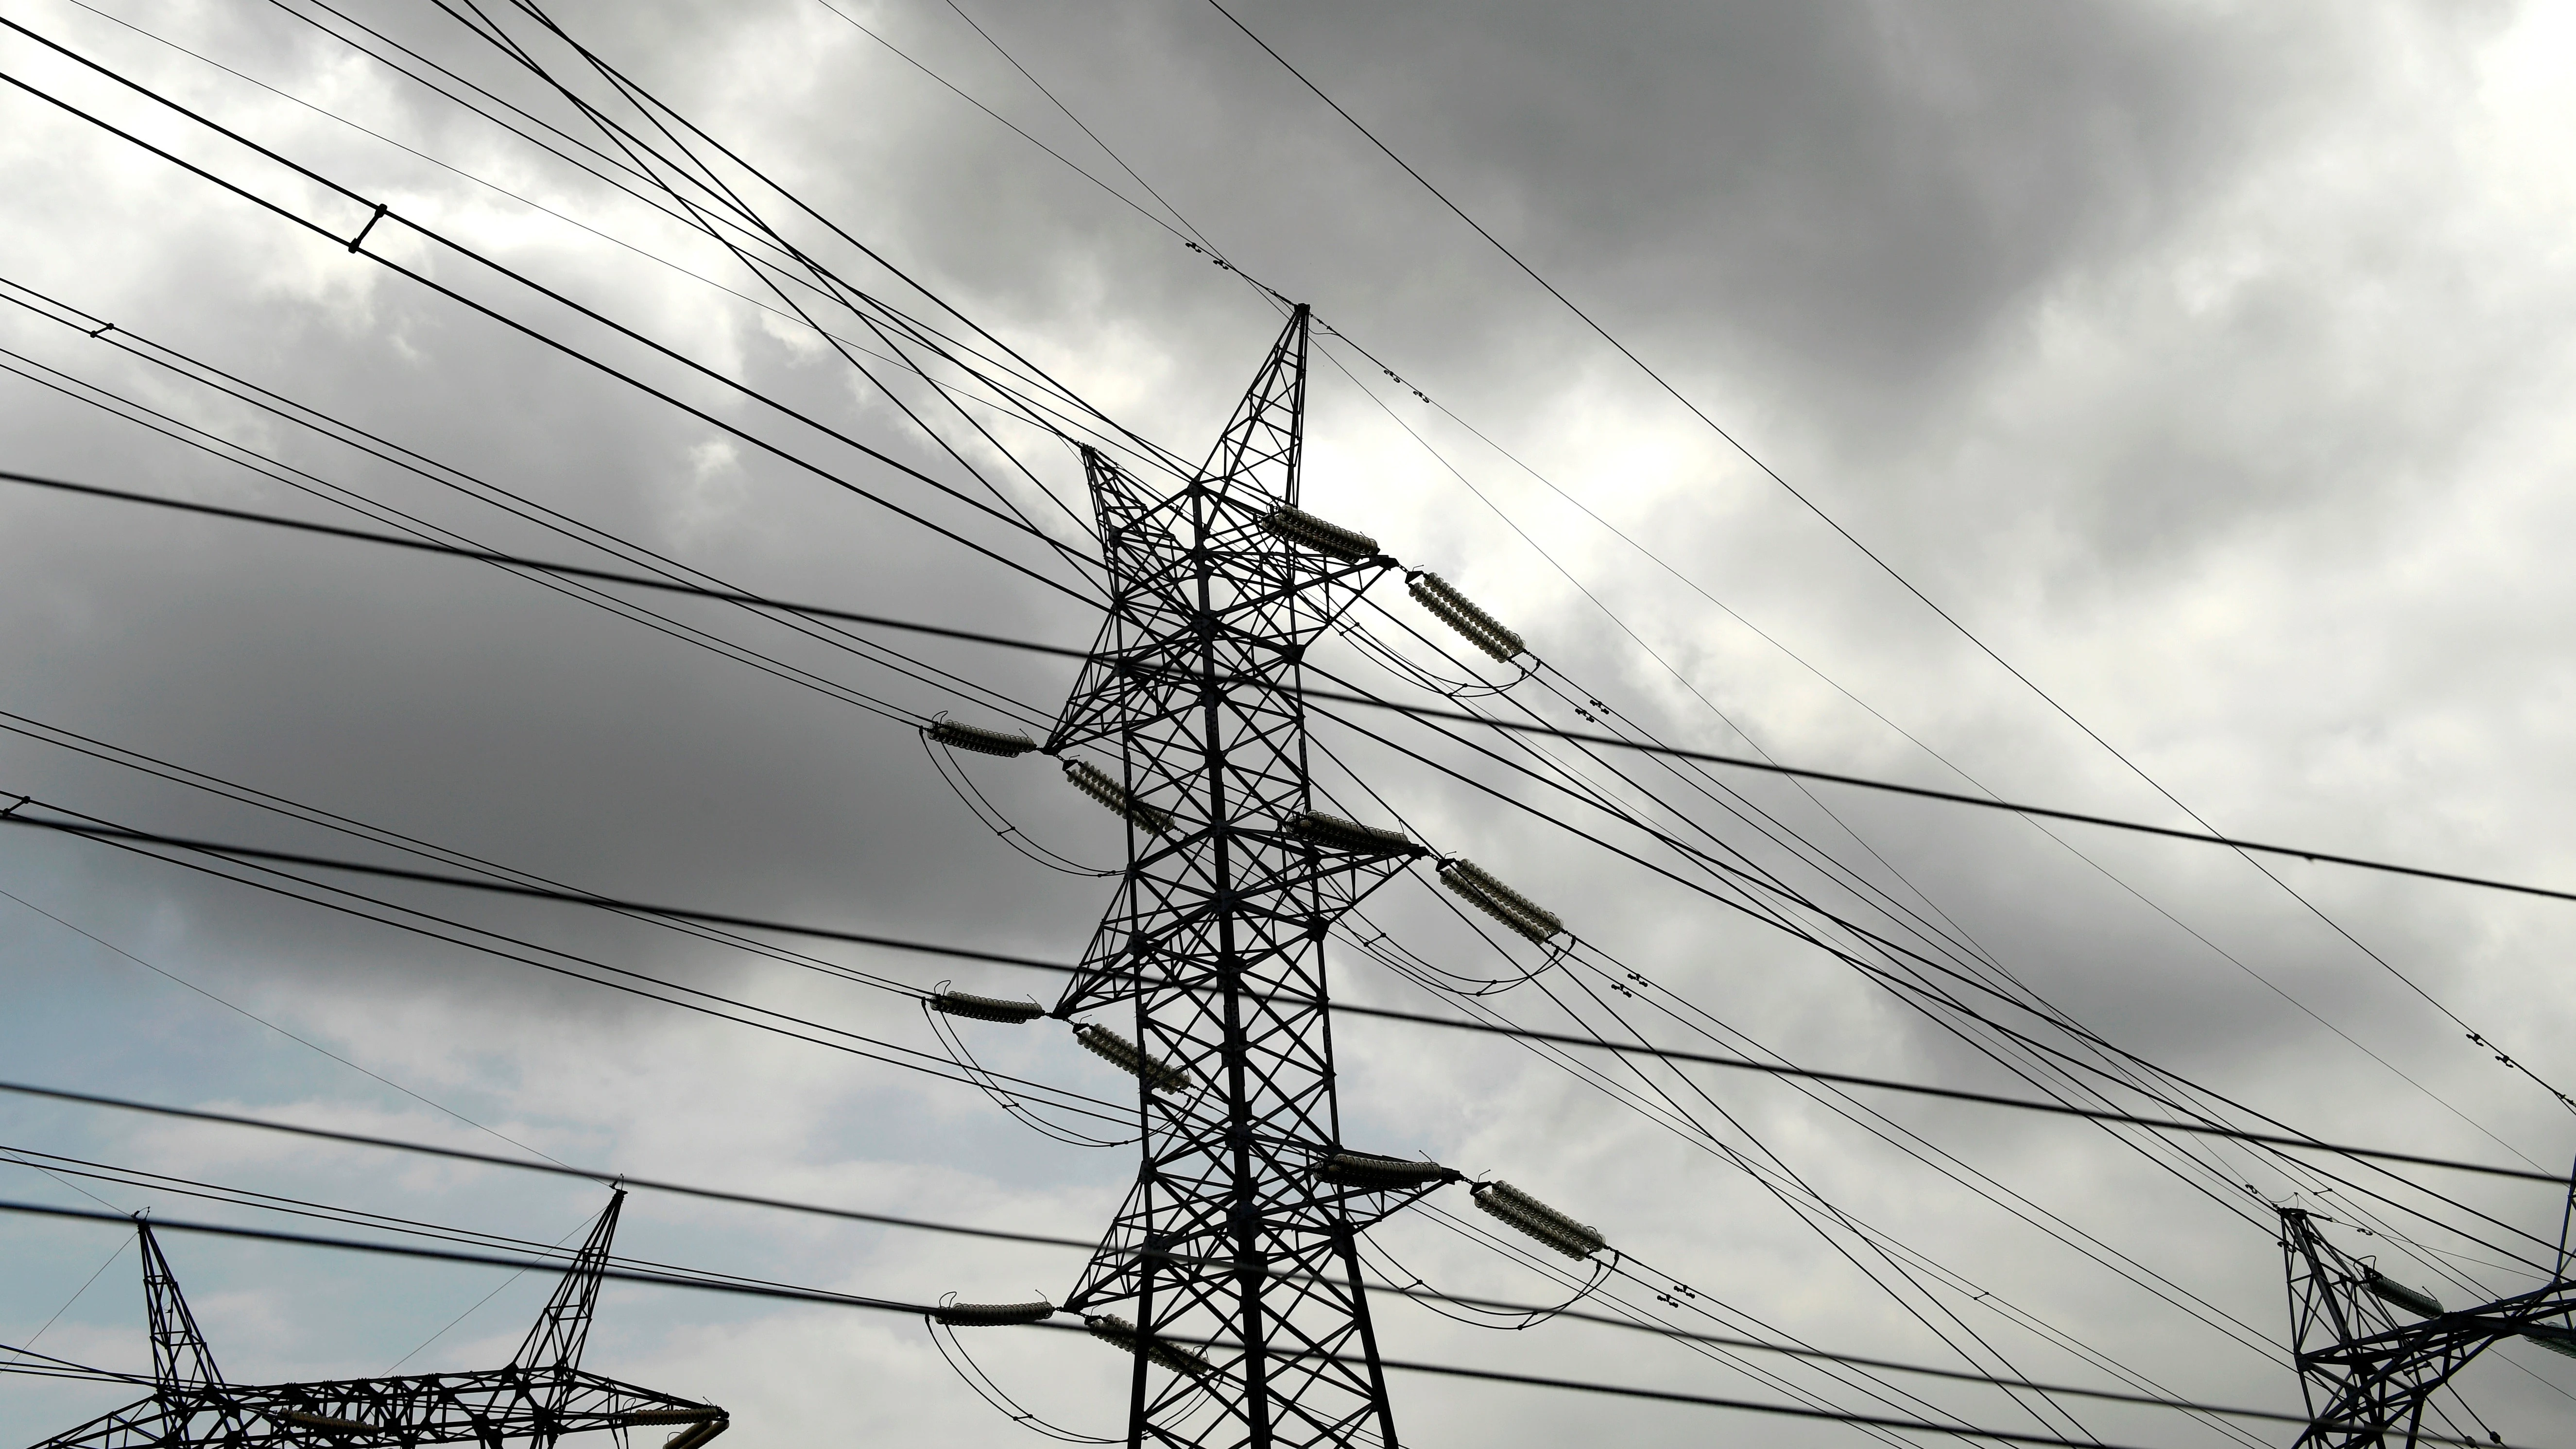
xmin=34 ymin=1193 xmax=727 ymax=1449
xmin=1040 ymin=304 xmax=1453 ymax=1449
xmin=2279 ymin=1205 xmax=2576 ymax=1448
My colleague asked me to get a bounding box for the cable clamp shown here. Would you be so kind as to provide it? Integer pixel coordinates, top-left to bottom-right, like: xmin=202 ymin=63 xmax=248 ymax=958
xmin=0 ymin=794 xmax=28 ymax=819
xmin=348 ymin=202 xmax=389 ymax=254
xmin=86 ymin=323 xmax=114 ymax=339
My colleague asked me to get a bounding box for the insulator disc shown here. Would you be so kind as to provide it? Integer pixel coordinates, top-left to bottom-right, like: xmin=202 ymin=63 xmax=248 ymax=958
xmin=931 ymin=990 xmax=1045 ymax=1024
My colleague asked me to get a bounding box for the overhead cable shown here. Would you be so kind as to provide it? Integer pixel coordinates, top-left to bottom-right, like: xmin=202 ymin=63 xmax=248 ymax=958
xmin=0 ymin=1195 xmax=2444 ymax=1447
xmin=1196 ymin=0 xmax=2570 ymax=1121
xmin=12 ymin=470 xmax=2574 ymax=913
xmin=0 ymin=814 xmax=2559 ymax=1188
xmin=0 ymin=19 xmax=1103 ymax=608
xmin=0 ymin=808 xmax=1135 ymax=1132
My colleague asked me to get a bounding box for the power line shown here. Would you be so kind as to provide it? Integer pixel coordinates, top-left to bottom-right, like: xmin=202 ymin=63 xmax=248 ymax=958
xmin=0 ymin=5 xmax=2411 ymax=1433
xmin=1311 ymin=686 xmax=2571 ymax=1279
xmin=0 ymin=17 xmax=1105 ymax=609
xmin=0 ymin=806 xmax=1071 ymax=980
xmin=16 ymin=469 xmax=2576 ymax=915
xmin=10 ymin=11 xmax=2545 ymax=1413
xmin=0 ymin=704 xmax=986 ymax=1011
xmin=1298 ymin=676 xmax=2576 ymax=908
xmin=1345 ymin=646 xmax=2542 ymax=1270
xmin=0 ymin=559 xmax=2493 ymax=1341
xmin=0 ymin=1131 xmax=2288 ymax=1429
xmin=0 ymin=1078 xmax=1094 ymax=1249
xmin=0 ymin=814 xmax=2559 ymax=1190
xmin=0 ymin=1185 xmax=2443 ymax=1446
xmin=0 ymin=274 xmax=1064 ymax=727
xmin=1194 ymin=0 xmax=2570 ymax=1125
xmin=15 ymin=763 xmax=2559 ymax=1317
xmin=0 ymin=805 xmax=1138 ymax=1133
xmin=0 ymin=471 xmax=1089 ymax=663
xmin=0 ymin=885 xmax=580 ymax=1175
xmin=10 ymin=679 xmax=2276 ymax=1425
xmin=20 ymin=19 xmax=2504 ymax=1330
xmin=10 ymin=732 xmax=2545 ymax=1392
xmin=0 ymin=1198 xmax=2251 ymax=1449
xmin=0 ymin=359 xmax=961 ymax=731
xmin=0 ymin=665 xmax=2370 ymax=1371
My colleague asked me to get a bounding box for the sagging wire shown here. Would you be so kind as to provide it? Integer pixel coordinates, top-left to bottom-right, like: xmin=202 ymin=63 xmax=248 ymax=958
xmin=1411 ymin=1201 xmax=1923 ymax=1449
xmin=1311 ymin=660 xmax=2296 ymax=1253
xmin=1357 ymin=1223 xmax=1611 ymax=1330
xmin=1296 ymin=734 xmax=1566 ymax=998
xmin=1339 ymin=903 xmax=1558 ymax=999
xmin=1323 ymin=838 xmax=2247 ymax=1432
xmin=920 ymin=990 xmax=1135 ymax=1150
xmin=924 ymin=1300 xmax=1117 ymax=1445
xmin=40 ymin=2 xmax=2462 ymax=1413
xmin=451 ymin=0 xmax=1198 ymax=507
xmin=1335 ymin=609 xmax=1533 ymax=700
xmin=1505 ymin=655 xmax=2556 ymax=1264
xmin=920 ymin=727 xmax=1113 ymax=878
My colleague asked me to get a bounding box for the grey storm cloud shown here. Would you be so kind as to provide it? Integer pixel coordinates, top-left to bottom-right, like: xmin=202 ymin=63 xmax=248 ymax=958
xmin=5 ymin=2 xmax=2576 ymax=1448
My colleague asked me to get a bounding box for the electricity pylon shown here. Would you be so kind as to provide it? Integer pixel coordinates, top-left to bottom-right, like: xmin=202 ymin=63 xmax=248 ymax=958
xmin=2280 ymin=1205 xmax=2576 ymax=1448
xmin=34 ymin=1193 xmax=727 ymax=1449
xmin=1048 ymin=305 xmax=1446 ymax=1449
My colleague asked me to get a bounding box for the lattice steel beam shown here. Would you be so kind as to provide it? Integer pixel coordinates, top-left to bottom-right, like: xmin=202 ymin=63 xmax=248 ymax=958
xmin=2280 ymin=1206 xmax=2576 ymax=1449
xmin=30 ymin=1194 xmax=725 ymax=1449
xmin=1049 ymin=305 xmax=1446 ymax=1449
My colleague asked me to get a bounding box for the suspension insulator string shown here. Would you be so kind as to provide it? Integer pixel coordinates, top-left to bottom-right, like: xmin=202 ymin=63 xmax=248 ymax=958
xmin=1259 ymin=505 xmax=1382 ymax=561
xmin=1436 ymin=857 xmax=1564 ymax=944
xmin=1472 ymin=1179 xmax=1607 ymax=1260
xmin=935 ymin=1296 xmax=1057 ymax=1327
xmin=1073 ymin=1022 xmax=1194 ymax=1094
xmin=931 ymin=989 xmax=1046 ymax=1024
xmin=920 ymin=994 xmax=1137 ymax=1150
xmin=926 ymin=718 xmax=1038 ymax=757
xmin=2362 ymin=1268 xmax=2443 ymax=1319
xmin=1084 ymin=1313 xmax=1214 ymax=1379
xmin=921 ymin=733 xmax=1114 ymax=878
xmin=1406 ymin=569 xmax=1525 ymax=663
xmin=2524 ymin=1324 xmax=2576 ymax=1358
xmin=1063 ymin=759 xmax=1173 ymax=835
xmin=1288 ymin=810 xmax=1424 ymax=857
xmin=1315 ymin=1150 xmax=1459 ymax=1191
xmin=924 ymin=1305 xmax=1117 ymax=1445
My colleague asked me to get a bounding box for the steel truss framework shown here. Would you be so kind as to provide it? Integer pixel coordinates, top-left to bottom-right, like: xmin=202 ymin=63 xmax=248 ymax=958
xmin=1050 ymin=305 xmax=1440 ymax=1449
xmin=31 ymin=1193 xmax=727 ymax=1449
xmin=2281 ymin=1206 xmax=2576 ymax=1448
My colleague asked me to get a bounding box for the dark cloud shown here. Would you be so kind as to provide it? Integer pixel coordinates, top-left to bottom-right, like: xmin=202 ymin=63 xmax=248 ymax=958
xmin=6 ymin=1 xmax=2575 ymax=1445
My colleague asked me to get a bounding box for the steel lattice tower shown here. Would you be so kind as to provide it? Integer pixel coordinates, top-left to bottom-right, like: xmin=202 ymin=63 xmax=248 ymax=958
xmin=2280 ymin=1205 xmax=2576 ymax=1448
xmin=1049 ymin=305 xmax=1430 ymax=1449
xmin=34 ymin=1195 xmax=728 ymax=1449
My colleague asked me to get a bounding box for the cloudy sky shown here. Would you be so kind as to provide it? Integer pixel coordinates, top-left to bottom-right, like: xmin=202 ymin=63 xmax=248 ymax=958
xmin=6 ymin=1 xmax=2576 ymax=1446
